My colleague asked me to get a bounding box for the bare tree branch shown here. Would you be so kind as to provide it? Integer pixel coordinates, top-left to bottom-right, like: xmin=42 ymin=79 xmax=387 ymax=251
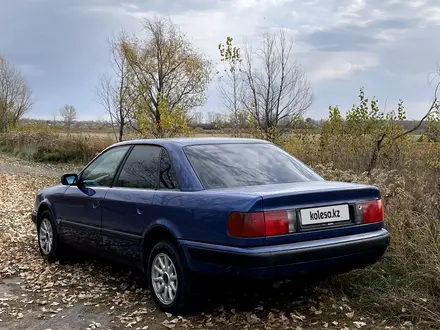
xmin=96 ymin=31 xmax=135 ymax=142
xmin=96 ymin=74 xmax=118 ymax=142
xmin=240 ymin=30 xmax=313 ymax=141
xmin=367 ymin=69 xmax=440 ymax=174
xmin=217 ymin=37 xmax=246 ymax=136
xmin=0 ymin=57 xmax=33 ymax=132
xmin=59 ymin=104 xmax=77 ymax=129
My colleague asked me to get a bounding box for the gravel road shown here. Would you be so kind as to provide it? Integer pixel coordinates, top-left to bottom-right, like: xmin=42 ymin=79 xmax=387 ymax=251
xmin=0 ymin=154 xmax=405 ymax=330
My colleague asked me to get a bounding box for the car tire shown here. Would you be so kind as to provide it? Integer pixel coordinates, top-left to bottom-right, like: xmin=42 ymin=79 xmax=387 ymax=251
xmin=147 ymin=240 xmax=192 ymax=314
xmin=37 ymin=210 xmax=63 ymax=262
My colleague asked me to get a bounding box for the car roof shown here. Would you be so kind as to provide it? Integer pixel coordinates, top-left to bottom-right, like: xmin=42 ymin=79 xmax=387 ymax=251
xmin=112 ymin=137 xmax=271 ymax=148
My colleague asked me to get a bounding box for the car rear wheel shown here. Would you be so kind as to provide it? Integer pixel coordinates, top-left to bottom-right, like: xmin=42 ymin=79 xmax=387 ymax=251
xmin=147 ymin=240 xmax=192 ymax=314
xmin=37 ymin=210 xmax=62 ymax=262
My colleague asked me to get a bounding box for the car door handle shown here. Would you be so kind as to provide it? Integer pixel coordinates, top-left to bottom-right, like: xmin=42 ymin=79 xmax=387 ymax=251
xmin=136 ymin=208 xmax=143 ymax=215
xmin=92 ymin=201 xmax=100 ymax=209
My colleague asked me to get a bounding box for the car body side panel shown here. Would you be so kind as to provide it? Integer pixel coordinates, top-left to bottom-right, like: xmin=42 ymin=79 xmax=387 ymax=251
xmin=144 ymin=191 xmax=193 ymax=238
xmin=34 ymin=185 xmax=69 ymax=222
xmin=56 ymin=185 xmax=108 ymax=249
xmin=153 ymin=190 xmax=266 ymax=247
xmin=101 ymin=188 xmax=157 ymax=262
xmin=35 ymin=185 xmax=102 ymax=249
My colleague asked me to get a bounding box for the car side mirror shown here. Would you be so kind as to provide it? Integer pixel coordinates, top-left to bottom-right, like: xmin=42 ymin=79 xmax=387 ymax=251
xmin=61 ymin=173 xmax=78 ymax=185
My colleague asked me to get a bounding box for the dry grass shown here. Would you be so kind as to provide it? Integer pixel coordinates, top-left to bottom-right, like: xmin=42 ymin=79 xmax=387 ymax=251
xmin=0 ymin=130 xmax=238 ymax=164
xmin=0 ymin=131 xmax=113 ymax=164
xmin=311 ymin=165 xmax=440 ymax=326
xmin=282 ymin=131 xmax=440 ymax=327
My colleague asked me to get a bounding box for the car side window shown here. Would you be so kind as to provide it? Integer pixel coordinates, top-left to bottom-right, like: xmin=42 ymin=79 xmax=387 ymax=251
xmin=81 ymin=146 xmax=131 ymax=187
xmin=114 ymin=145 xmax=161 ymax=189
xmin=159 ymin=149 xmax=179 ymax=190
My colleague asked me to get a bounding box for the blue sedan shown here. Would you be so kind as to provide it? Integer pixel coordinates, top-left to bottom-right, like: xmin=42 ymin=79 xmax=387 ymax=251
xmin=31 ymin=138 xmax=390 ymax=313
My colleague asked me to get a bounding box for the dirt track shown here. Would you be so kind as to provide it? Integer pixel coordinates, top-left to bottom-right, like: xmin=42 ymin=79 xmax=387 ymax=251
xmin=0 ymin=154 xmax=409 ymax=330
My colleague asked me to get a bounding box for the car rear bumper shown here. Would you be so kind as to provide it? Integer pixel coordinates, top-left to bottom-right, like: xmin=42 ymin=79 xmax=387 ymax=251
xmin=179 ymin=228 xmax=390 ymax=279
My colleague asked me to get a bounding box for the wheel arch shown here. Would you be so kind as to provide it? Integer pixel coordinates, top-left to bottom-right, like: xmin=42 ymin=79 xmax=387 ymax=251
xmin=141 ymin=223 xmax=182 ymax=273
xmin=36 ymin=201 xmax=55 ymax=225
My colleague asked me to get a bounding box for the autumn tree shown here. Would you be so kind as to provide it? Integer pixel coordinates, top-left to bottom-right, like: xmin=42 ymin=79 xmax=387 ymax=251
xmin=120 ymin=16 xmax=212 ymax=138
xmin=59 ymin=104 xmax=77 ymax=129
xmin=217 ymin=37 xmax=246 ymax=136
xmin=241 ymin=30 xmax=313 ymax=142
xmin=0 ymin=56 xmax=33 ymax=132
xmin=97 ymin=31 xmax=136 ymax=142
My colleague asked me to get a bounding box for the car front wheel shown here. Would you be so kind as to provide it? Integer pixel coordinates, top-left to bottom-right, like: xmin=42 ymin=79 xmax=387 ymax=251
xmin=37 ymin=210 xmax=62 ymax=262
xmin=147 ymin=240 xmax=192 ymax=314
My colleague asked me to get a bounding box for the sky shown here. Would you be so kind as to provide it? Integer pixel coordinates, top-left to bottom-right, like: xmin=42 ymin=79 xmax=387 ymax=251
xmin=1 ymin=0 xmax=440 ymax=121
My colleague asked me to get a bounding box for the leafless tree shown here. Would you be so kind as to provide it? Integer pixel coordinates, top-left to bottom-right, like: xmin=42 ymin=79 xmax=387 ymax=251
xmin=241 ymin=30 xmax=313 ymax=141
xmin=194 ymin=110 xmax=203 ymax=124
xmin=0 ymin=56 xmax=33 ymax=132
xmin=121 ymin=16 xmax=213 ymax=137
xmin=96 ymin=31 xmax=136 ymax=142
xmin=59 ymin=104 xmax=77 ymax=129
xmin=217 ymin=37 xmax=246 ymax=136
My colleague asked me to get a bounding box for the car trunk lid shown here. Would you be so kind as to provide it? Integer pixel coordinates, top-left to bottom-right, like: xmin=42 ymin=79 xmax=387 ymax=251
xmin=222 ymin=181 xmax=383 ymax=245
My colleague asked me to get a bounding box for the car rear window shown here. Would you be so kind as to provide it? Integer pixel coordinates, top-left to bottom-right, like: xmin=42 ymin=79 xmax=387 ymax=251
xmin=184 ymin=143 xmax=322 ymax=189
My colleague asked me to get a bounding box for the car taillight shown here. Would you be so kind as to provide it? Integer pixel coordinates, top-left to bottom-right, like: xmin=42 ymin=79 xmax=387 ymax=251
xmin=361 ymin=199 xmax=384 ymax=224
xmin=228 ymin=210 xmax=296 ymax=238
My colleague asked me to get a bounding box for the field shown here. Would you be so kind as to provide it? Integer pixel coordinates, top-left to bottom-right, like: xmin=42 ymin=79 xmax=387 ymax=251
xmin=1 ymin=124 xmax=440 ymax=329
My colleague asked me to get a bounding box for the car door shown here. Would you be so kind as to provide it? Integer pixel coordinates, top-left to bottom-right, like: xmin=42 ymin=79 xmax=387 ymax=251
xmin=101 ymin=144 xmax=162 ymax=263
xmin=57 ymin=145 xmax=131 ymax=249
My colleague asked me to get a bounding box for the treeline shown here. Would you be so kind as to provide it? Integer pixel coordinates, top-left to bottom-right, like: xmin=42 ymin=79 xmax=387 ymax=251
xmin=19 ymin=116 xmax=433 ymax=134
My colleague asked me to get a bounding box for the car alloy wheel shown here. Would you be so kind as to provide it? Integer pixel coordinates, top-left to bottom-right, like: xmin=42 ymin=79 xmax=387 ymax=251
xmin=37 ymin=210 xmax=63 ymax=262
xmin=147 ymin=240 xmax=193 ymax=314
xmin=151 ymin=253 xmax=178 ymax=305
xmin=39 ymin=218 xmax=54 ymax=255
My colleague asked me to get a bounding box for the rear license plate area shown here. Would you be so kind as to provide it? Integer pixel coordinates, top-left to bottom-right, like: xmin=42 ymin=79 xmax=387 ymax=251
xmin=299 ymin=204 xmax=351 ymax=228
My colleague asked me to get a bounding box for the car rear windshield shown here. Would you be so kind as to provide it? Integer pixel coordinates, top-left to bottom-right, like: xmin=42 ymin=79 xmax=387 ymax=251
xmin=184 ymin=143 xmax=323 ymax=189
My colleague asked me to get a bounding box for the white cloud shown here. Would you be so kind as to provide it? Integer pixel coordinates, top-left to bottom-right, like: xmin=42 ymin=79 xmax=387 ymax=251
xmin=305 ymin=52 xmax=379 ymax=84
xmin=16 ymin=64 xmax=42 ymax=77
xmin=422 ymin=7 xmax=440 ymax=24
xmin=402 ymin=100 xmax=436 ymax=120
xmin=2 ymin=0 xmax=440 ymax=119
xmin=408 ymin=0 xmax=427 ymax=9
xmin=69 ymin=0 xmax=440 ymax=118
xmin=169 ymin=9 xmax=263 ymax=60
